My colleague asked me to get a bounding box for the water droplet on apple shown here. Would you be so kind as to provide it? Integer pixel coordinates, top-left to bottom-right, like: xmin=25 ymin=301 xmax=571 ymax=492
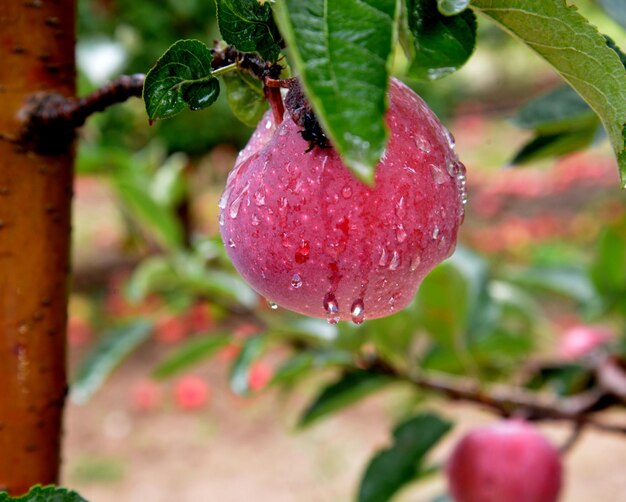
xmin=444 ymin=128 xmax=456 ymax=150
xmin=253 ymin=188 xmax=266 ymax=206
xmin=415 ymin=136 xmax=431 ymax=153
xmin=395 ymin=196 xmax=406 ymax=219
xmin=218 ymin=212 xmax=225 ymax=226
xmin=229 ymin=182 xmax=249 ymax=219
xmin=267 ymin=300 xmax=279 ymax=310
xmin=323 ymin=292 xmax=339 ymax=324
xmin=291 ymin=273 xmax=302 ymax=289
xmin=251 ymin=213 xmax=260 ymax=226
xmin=395 ymin=224 xmax=407 ymax=243
xmin=341 ymin=185 xmax=352 ymax=199
xmin=351 ymin=299 xmax=365 ymax=324
xmin=431 ymin=164 xmax=448 ymax=185
xmin=432 ymin=226 xmax=440 ymax=239
xmin=378 ymin=247 xmax=389 ymax=267
xmin=410 ymin=254 xmax=421 ymax=272
xmin=228 ymin=238 xmax=236 ymax=248
xmin=389 ymin=250 xmax=401 ymax=271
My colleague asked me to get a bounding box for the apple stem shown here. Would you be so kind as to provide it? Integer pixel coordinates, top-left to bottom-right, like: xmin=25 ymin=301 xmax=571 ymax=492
xmin=264 ymin=85 xmax=285 ymax=125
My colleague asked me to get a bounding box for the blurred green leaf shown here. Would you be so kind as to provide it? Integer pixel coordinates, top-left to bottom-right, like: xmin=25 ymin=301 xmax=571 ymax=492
xmin=472 ymin=0 xmax=626 ymax=186
xmin=153 ymin=333 xmax=231 ymax=378
xmin=416 ymin=263 xmax=469 ymax=348
xmin=0 ymin=485 xmax=87 ymax=502
xmin=599 ymin=0 xmax=626 ymax=30
xmin=125 ymin=256 xmax=176 ymax=303
xmin=403 ymin=0 xmax=477 ymax=80
xmin=230 ymin=335 xmax=267 ymax=395
xmin=513 ymin=85 xmax=598 ymax=134
xmin=525 ymin=364 xmax=593 ymax=396
xmin=144 ymin=39 xmax=218 ymax=121
xmin=215 ymin=0 xmax=282 ymax=60
xmin=298 ymin=371 xmax=394 ymax=428
xmin=270 ymin=349 xmax=353 ymax=387
xmin=437 ymin=0 xmax=470 ymax=16
xmin=150 ymin=152 xmax=188 ymax=208
xmin=591 ymin=220 xmax=626 ymax=300
xmin=358 ymin=412 xmax=452 ymax=502
xmin=115 ymin=180 xmax=184 ymax=250
xmin=274 ymin=0 xmax=398 ymax=183
xmin=223 ymin=71 xmax=269 ymax=126
xmin=71 ymin=320 xmax=153 ymax=405
xmin=505 ymin=266 xmax=597 ymax=305
xmin=510 ymin=127 xmax=598 ymax=166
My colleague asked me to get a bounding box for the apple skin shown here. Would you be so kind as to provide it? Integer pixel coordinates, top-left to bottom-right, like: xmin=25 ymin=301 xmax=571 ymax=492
xmin=446 ymin=420 xmax=563 ymax=502
xmin=558 ymin=325 xmax=612 ymax=360
xmin=219 ymin=78 xmax=465 ymax=322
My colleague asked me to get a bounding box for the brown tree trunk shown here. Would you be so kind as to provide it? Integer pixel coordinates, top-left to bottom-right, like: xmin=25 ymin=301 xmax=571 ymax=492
xmin=0 ymin=0 xmax=75 ymax=494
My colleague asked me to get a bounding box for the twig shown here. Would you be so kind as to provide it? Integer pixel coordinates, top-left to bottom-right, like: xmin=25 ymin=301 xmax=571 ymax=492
xmin=559 ymin=422 xmax=585 ymax=454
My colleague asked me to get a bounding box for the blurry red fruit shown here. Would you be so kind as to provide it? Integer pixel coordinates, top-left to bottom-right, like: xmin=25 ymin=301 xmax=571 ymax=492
xmin=248 ymin=362 xmax=273 ymax=392
xmin=558 ymin=325 xmax=612 ymax=360
xmin=154 ymin=314 xmax=188 ymax=344
xmin=447 ymin=419 xmax=562 ymax=502
xmin=131 ymin=379 xmax=162 ymax=412
xmin=67 ymin=316 xmax=93 ymax=347
xmin=174 ymin=375 xmax=210 ymax=410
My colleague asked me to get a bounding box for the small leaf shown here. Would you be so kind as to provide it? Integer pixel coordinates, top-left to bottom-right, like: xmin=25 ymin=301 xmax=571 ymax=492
xmin=71 ymin=320 xmax=153 ymax=405
xmin=0 ymin=485 xmax=88 ymax=502
xmin=230 ymin=335 xmax=267 ymax=395
xmin=215 ymin=0 xmax=282 ymax=60
xmin=591 ymin=220 xmax=626 ymax=297
xmin=143 ymin=39 xmax=218 ymax=121
xmin=125 ymin=256 xmax=175 ymax=303
xmin=437 ymin=0 xmax=470 ymax=16
xmin=298 ymin=371 xmax=394 ymax=428
xmin=222 ymin=71 xmax=268 ymax=126
xmin=510 ymin=127 xmax=598 ymax=166
xmin=270 ymin=349 xmax=353 ymax=387
xmin=153 ymin=333 xmax=231 ymax=379
xmin=403 ymin=0 xmax=477 ymax=80
xmin=471 ymin=0 xmax=626 ymax=186
xmin=358 ymin=412 xmax=453 ymax=502
xmin=274 ymin=0 xmax=398 ymax=182
xmin=513 ymin=85 xmax=598 ymax=134
xmin=598 ymin=0 xmax=626 ymax=30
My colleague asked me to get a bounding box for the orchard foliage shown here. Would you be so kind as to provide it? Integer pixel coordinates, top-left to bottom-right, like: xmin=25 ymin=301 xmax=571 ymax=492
xmin=53 ymin=1 xmax=626 ymax=501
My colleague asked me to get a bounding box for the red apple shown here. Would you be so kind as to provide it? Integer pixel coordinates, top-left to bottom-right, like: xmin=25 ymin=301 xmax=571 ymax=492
xmin=248 ymin=361 xmax=273 ymax=392
xmin=219 ymin=78 xmax=465 ymax=322
xmin=173 ymin=375 xmax=211 ymax=410
xmin=447 ymin=420 xmax=562 ymax=502
xmin=558 ymin=325 xmax=612 ymax=360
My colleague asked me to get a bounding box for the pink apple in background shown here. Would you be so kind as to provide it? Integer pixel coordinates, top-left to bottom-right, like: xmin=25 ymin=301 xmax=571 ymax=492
xmin=67 ymin=316 xmax=93 ymax=347
xmin=558 ymin=325 xmax=613 ymax=360
xmin=174 ymin=375 xmax=211 ymax=410
xmin=248 ymin=362 xmax=273 ymax=392
xmin=154 ymin=314 xmax=188 ymax=344
xmin=131 ymin=379 xmax=162 ymax=412
xmin=219 ymin=78 xmax=466 ymax=323
xmin=447 ymin=419 xmax=562 ymax=502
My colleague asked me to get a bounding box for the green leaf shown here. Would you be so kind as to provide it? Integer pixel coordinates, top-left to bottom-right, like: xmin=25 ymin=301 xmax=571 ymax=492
xmin=0 ymin=485 xmax=88 ymax=502
xmin=153 ymin=333 xmax=231 ymax=379
xmin=230 ymin=335 xmax=267 ymax=395
xmin=599 ymin=0 xmax=626 ymax=30
xmin=403 ymin=0 xmax=477 ymax=80
xmin=513 ymin=85 xmax=598 ymax=134
xmin=215 ymin=0 xmax=282 ymax=60
xmin=510 ymin=127 xmax=598 ymax=165
xmin=270 ymin=349 xmax=353 ymax=387
xmin=471 ymin=0 xmax=626 ymax=186
xmin=150 ymin=152 xmax=188 ymax=209
xmin=222 ymin=71 xmax=269 ymax=126
xmin=115 ymin=180 xmax=184 ymax=250
xmin=298 ymin=371 xmax=394 ymax=428
xmin=144 ymin=39 xmax=219 ymax=121
xmin=125 ymin=256 xmax=176 ymax=303
xmin=438 ymin=0 xmax=471 ymax=16
xmin=358 ymin=413 xmax=453 ymax=502
xmin=416 ymin=263 xmax=469 ymax=348
xmin=71 ymin=320 xmax=153 ymax=405
xmin=274 ymin=0 xmax=398 ymax=183
xmin=591 ymin=220 xmax=626 ymax=297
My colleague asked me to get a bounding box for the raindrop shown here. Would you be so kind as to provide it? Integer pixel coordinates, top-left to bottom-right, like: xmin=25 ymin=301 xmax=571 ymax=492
xmin=229 ymin=182 xmax=249 ymax=219
xmin=431 ymin=164 xmax=448 ymax=185
xmin=291 ymin=273 xmax=303 ymax=289
xmin=253 ymin=188 xmax=266 ymax=206
xmin=415 ymin=136 xmax=431 ymax=153
xmin=267 ymin=300 xmax=279 ymax=310
xmin=281 ymin=232 xmax=290 ymax=247
xmin=279 ymin=196 xmax=289 ymax=209
xmin=265 ymin=118 xmax=273 ymax=130
xmin=432 ymin=226 xmax=440 ymax=240
xmin=444 ymin=128 xmax=456 ymax=150
xmin=388 ymin=292 xmax=403 ymax=310
xmin=446 ymin=159 xmax=459 ymax=178
xmin=350 ymin=299 xmax=365 ymax=324
xmin=341 ymin=185 xmax=353 ymax=199
xmin=389 ymin=250 xmax=401 ymax=271
xmin=228 ymin=238 xmax=236 ymax=248
xmin=251 ymin=213 xmax=260 ymax=226
xmin=295 ymin=240 xmax=310 ymax=264
xmin=218 ymin=212 xmax=225 ymax=226
xmin=409 ymin=254 xmax=421 ymax=272
xmin=395 ymin=196 xmax=406 ymax=219
xmin=395 ymin=224 xmax=407 ymax=243
xmin=378 ymin=247 xmax=389 ymax=267
xmin=323 ymin=292 xmax=340 ymax=324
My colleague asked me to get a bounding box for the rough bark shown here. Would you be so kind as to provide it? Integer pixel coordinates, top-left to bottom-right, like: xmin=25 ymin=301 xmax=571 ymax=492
xmin=0 ymin=0 xmax=75 ymax=494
